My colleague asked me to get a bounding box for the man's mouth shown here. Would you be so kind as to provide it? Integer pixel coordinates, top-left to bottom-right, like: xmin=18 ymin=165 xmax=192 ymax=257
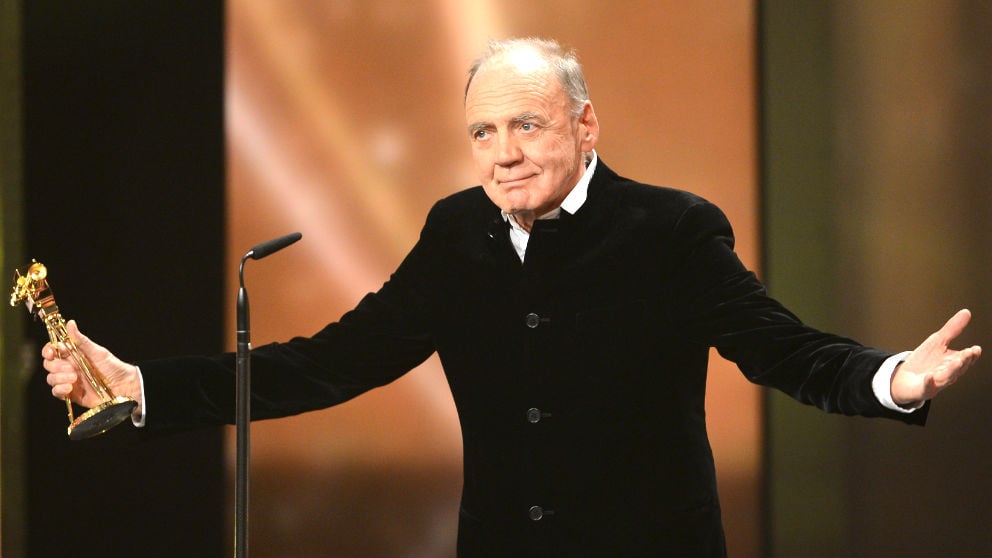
xmin=499 ymin=174 xmax=535 ymax=187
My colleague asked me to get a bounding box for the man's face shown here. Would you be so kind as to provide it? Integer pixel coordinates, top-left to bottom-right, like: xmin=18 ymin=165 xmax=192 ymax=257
xmin=464 ymin=54 xmax=598 ymax=225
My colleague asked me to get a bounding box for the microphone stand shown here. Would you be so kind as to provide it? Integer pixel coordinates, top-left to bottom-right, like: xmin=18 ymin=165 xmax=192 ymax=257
xmin=234 ymin=232 xmax=302 ymax=558
xmin=235 ymin=255 xmax=251 ymax=558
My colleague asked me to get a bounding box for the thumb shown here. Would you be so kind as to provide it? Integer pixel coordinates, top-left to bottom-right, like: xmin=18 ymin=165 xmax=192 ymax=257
xmin=65 ymin=319 xmax=86 ymax=345
xmin=65 ymin=320 xmax=99 ymax=357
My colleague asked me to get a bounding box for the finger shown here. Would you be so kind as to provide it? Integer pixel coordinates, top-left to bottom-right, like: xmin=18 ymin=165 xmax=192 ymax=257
xmin=41 ymin=356 xmax=58 ymax=374
xmin=43 ymin=355 xmax=78 ymax=376
xmin=963 ymin=344 xmax=981 ymax=361
xmin=46 ymin=363 xmax=80 ymax=399
xmin=42 ymin=340 xmax=70 ymax=361
xmin=936 ymin=309 xmax=972 ymax=345
xmin=956 ymin=345 xmax=982 ymax=373
xmin=46 ymin=369 xmax=78 ymax=388
xmin=934 ymin=346 xmax=981 ymax=386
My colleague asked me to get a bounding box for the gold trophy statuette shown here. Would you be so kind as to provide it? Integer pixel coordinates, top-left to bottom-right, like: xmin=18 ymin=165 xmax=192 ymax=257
xmin=10 ymin=260 xmax=137 ymax=440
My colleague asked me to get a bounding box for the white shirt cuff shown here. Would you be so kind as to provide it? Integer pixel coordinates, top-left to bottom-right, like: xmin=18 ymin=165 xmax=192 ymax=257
xmin=131 ymin=365 xmax=147 ymax=427
xmin=872 ymin=351 xmax=918 ymax=413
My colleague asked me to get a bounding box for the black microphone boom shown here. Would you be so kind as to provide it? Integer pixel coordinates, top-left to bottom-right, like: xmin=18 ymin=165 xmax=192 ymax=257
xmin=248 ymin=231 xmax=302 ymax=260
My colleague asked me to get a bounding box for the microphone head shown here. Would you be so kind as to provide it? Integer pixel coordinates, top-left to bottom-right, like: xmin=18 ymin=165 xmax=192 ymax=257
xmin=249 ymin=232 xmax=302 ymax=260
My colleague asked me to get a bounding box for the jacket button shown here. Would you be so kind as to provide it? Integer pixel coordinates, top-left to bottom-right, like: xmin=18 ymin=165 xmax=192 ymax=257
xmin=526 ymin=408 xmax=552 ymax=423
xmin=525 ymin=312 xmax=540 ymax=328
xmin=528 ymin=506 xmax=544 ymax=521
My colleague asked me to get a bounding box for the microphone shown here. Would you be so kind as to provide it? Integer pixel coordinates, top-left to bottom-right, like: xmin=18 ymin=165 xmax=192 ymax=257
xmin=237 ymin=232 xmax=302 ymax=332
xmin=247 ymin=231 xmax=302 ymax=260
xmin=234 ymin=231 xmax=302 ymax=558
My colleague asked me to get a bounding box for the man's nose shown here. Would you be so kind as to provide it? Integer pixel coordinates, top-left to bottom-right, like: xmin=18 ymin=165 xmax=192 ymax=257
xmin=495 ymin=134 xmax=522 ymax=167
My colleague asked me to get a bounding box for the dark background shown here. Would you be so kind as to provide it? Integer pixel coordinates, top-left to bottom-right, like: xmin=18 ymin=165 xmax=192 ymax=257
xmin=14 ymin=1 xmax=226 ymax=556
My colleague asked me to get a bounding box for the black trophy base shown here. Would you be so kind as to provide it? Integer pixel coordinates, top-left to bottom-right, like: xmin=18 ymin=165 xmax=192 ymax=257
xmin=68 ymin=396 xmax=139 ymax=440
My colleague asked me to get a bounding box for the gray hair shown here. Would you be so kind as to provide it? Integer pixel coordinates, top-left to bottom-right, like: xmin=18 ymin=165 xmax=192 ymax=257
xmin=465 ymin=37 xmax=590 ymax=117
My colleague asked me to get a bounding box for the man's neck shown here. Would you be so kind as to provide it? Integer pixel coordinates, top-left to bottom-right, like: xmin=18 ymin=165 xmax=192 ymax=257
xmin=508 ymin=207 xmax=562 ymax=233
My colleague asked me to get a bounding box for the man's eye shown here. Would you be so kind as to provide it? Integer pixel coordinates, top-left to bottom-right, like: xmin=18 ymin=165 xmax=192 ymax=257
xmin=473 ymin=130 xmax=489 ymax=140
xmin=520 ymin=123 xmax=535 ymax=132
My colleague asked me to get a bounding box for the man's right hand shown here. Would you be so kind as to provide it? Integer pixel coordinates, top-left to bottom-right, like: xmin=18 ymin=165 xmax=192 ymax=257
xmin=42 ymin=320 xmax=143 ymax=414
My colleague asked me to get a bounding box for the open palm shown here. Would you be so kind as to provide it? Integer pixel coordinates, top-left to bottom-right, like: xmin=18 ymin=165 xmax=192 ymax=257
xmin=891 ymin=309 xmax=982 ymax=407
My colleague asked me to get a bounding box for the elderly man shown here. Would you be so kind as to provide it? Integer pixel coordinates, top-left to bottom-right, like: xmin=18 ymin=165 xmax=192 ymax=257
xmin=44 ymin=38 xmax=980 ymax=556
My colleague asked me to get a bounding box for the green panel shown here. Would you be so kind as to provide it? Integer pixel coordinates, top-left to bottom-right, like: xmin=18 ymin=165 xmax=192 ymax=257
xmin=0 ymin=0 xmax=27 ymax=557
xmin=760 ymin=2 xmax=850 ymax=556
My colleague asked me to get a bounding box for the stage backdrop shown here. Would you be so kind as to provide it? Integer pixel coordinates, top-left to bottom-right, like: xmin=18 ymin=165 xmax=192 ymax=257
xmin=225 ymin=1 xmax=761 ymax=557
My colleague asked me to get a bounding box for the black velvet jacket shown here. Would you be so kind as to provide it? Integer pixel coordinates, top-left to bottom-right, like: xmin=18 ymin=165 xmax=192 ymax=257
xmin=141 ymin=161 xmax=925 ymax=557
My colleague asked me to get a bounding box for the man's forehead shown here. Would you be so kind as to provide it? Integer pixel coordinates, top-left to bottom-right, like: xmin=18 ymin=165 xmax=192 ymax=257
xmin=470 ymin=59 xmax=552 ymax=90
xmin=465 ymin=66 xmax=563 ymax=120
xmin=465 ymin=91 xmax=562 ymax=129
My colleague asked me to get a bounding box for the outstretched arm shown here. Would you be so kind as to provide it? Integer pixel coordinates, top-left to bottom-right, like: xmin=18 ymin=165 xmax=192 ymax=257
xmin=890 ymin=309 xmax=982 ymax=408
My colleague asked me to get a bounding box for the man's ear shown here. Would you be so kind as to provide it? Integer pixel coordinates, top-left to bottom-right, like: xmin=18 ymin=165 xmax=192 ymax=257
xmin=579 ymin=101 xmax=600 ymax=151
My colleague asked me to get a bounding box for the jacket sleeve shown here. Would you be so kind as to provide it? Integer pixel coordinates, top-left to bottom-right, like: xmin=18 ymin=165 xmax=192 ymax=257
xmin=138 ymin=216 xmax=442 ymax=431
xmin=663 ymin=200 xmax=927 ymax=424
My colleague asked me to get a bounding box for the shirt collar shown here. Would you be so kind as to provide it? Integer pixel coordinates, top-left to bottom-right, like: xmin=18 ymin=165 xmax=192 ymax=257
xmin=560 ymin=149 xmax=597 ymax=216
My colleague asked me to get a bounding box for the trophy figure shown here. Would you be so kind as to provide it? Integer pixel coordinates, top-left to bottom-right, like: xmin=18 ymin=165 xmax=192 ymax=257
xmin=10 ymin=260 xmax=137 ymax=440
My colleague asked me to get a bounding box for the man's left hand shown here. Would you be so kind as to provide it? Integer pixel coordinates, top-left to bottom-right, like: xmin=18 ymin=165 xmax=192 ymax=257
xmin=891 ymin=309 xmax=982 ymax=408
